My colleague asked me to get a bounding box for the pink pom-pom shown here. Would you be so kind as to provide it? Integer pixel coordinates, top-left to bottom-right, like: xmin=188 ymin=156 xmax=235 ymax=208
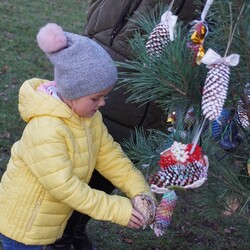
xmin=37 ymin=23 xmax=67 ymax=53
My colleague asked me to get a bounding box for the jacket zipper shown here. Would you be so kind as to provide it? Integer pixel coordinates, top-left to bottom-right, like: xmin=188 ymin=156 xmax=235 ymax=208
xmin=82 ymin=120 xmax=93 ymax=174
xmin=109 ymin=0 xmax=143 ymax=46
xmin=27 ymin=200 xmax=42 ymax=232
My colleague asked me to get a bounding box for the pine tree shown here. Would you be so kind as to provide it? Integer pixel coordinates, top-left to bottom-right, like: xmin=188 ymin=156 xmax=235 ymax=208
xmin=116 ymin=0 xmax=250 ymax=238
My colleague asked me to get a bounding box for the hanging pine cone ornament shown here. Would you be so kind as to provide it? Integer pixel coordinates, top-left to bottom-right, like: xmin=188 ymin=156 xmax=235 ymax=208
xmin=146 ymin=10 xmax=177 ymax=57
xmin=237 ymin=83 xmax=250 ymax=128
xmin=150 ymin=191 xmax=177 ymax=236
xmin=238 ymin=101 xmax=250 ymax=128
xmin=148 ymin=141 xmax=209 ymax=189
xmin=201 ymin=49 xmax=240 ymax=121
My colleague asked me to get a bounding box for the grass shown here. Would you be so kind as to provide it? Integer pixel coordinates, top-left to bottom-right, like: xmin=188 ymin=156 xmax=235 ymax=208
xmin=86 ymin=188 xmax=250 ymax=249
xmin=0 ymin=1 xmax=249 ymax=249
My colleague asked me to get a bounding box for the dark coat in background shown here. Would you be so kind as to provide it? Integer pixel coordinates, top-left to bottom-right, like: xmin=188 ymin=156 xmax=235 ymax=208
xmin=83 ymin=0 xmax=197 ymax=143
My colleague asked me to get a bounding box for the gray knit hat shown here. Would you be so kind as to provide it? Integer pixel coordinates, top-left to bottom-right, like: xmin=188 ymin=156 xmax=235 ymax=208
xmin=37 ymin=23 xmax=118 ymax=100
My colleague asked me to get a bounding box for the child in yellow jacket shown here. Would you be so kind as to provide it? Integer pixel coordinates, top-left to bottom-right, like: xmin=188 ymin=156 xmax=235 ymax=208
xmin=0 ymin=23 xmax=154 ymax=249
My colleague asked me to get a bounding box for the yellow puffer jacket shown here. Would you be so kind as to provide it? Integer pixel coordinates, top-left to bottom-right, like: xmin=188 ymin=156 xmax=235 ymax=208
xmin=0 ymin=78 xmax=152 ymax=245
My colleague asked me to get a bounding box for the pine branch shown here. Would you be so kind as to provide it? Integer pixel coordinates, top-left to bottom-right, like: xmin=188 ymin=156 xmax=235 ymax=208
xmin=117 ymin=26 xmax=204 ymax=112
xmin=118 ymin=0 xmax=250 ymax=226
xmin=158 ymin=76 xmax=186 ymax=95
xmin=122 ymin=128 xmax=173 ymax=176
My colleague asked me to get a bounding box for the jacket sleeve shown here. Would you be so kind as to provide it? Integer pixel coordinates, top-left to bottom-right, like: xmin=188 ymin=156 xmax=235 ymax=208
xmin=95 ymin=121 xmax=153 ymax=199
xmin=22 ymin=119 xmax=133 ymax=226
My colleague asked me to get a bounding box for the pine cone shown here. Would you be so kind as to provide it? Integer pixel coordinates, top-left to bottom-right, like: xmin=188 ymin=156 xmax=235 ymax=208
xmin=146 ymin=22 xmax=171 ymax=57
xmin=238 ymin=102 xmax=250 ymax=128
xmin=237 ymin=83 xmax=250 ymax=128
xmin=132 ymin=194 xmax=156 ymax=225
xmin=148 ymin=160 xmax=207 ymax=188
xmin=202 ymin=61 xmax=230 ymax=121
xmin=145 ymin=10 xmax=177 ymax=57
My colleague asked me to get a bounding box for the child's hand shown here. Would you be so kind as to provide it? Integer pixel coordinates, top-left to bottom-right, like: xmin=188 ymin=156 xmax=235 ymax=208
xmin=127 ymin=208 xmax=145 ymax=229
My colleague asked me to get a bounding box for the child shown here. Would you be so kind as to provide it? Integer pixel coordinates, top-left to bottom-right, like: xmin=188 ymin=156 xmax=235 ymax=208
xmin=0 ymin=23 xmax=154 ymax=249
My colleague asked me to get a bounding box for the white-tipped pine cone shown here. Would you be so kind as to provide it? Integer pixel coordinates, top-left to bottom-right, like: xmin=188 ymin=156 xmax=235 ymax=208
xmin=146 ymin=10 xmax=177 ymax=57
xmin=132 ymin=194 xmax=156 ymax=225
xmin=237 ymin=83 xmax=250 ymax=128
xmin=148 ymin=142 xmax=209 ymax=189
xmin=238 ymin=99 xmax=250 ymax=128
xmin=148 ymin=160 xmax=208 ymax=189
xmin=146 ymin=22 xmax=171 ymax=57
xmin=202 ymin=61 xmax=230 ymax=121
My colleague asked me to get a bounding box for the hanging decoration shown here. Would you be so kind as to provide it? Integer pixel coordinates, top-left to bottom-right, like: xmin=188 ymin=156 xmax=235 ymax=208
xmin=201 ymin=50 xmax=240 ymax=121
xmin=212 ymin=108 xmax=240 ymax=150
xmin=237 ymin=83 xmax=250 ymax=128
xmin=150 ymin=190 xmax=177 ymax=237
xmin=187 ymin=0 xmax=214 ymax=64
xmin=145 ymin=0 xmax=177 ymax=57
xmin=146 ymin=141 xmax=209 ymax=236
xmin=149 ymin=141 xmax=209 ymax=189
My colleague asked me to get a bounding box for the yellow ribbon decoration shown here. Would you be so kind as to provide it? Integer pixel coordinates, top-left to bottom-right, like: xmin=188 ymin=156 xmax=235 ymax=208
xmin=190 ymin=23 xmax=207 ymax=64
xmin=196 ymin=45 xmax=205 ymax=65
xmin=191 ymin=24 xmax=207 ymax=45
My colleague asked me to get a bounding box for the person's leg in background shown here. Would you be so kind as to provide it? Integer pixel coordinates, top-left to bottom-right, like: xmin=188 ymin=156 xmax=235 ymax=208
xmin=47 ymin=210 xmax=81 ymax=250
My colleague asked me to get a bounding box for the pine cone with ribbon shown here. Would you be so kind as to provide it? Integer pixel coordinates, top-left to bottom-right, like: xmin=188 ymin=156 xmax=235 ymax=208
xmin=146 ymin=10 xmax=177 ymax=57
xmin=201 ymin=49 xmax=240 ymax=121
xmin=202 ymin=61 xmax=230 ymax=120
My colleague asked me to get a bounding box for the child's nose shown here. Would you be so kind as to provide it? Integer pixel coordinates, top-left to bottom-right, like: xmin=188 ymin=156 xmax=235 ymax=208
xmin=99 ymin=98 xmax=106 ymax=107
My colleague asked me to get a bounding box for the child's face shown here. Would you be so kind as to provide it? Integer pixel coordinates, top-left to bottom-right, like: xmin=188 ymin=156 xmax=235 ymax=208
xmin=71 ymin=85 xmax=113 ymax=118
